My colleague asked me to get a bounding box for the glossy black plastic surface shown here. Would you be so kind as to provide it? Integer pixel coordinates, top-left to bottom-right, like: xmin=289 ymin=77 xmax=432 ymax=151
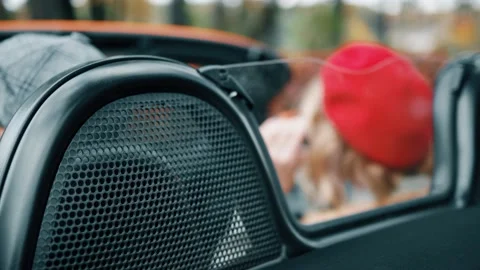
xmin=0 ymin=31 xmax=281 ymax=66
xmin=431 ymin=58 xmax=464 ymax=197
xmin=0 ymin=56 xmax=307 ymax=270
xmin=267 ymin=205 xmax=480 ymax=270
xmin=451 ymin=54 xmax=480 ymax=206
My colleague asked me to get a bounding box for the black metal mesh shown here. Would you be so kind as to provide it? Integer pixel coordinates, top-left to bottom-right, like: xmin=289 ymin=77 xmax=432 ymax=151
xmin=32 ymin=93 xmax=282 ymax=270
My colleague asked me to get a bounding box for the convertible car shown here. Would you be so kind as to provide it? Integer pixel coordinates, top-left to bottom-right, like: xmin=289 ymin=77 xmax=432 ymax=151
xmin=0 ymin=20 xmax=479 ymax=270
xmin=0 ymin=20 xmax=292 ymax=124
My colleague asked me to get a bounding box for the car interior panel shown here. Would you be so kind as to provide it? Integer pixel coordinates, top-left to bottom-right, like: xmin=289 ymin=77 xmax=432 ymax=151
xmin=0 ymin=27 xmax=290 ymax=124
xmin=0 ymin=25 xmax=480 ymax=269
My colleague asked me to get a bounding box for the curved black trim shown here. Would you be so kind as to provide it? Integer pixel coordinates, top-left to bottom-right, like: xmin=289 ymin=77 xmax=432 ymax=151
xmin=0 ymin=31 xmax=281 ymax=66
xmin=433 ymin=57 xmax=469 ymax=199
xmin=0 ymin=30 xmax=290 ymax=125
xmin=0 ymin=57 xmax=307 ymax=270
xmin=0 ymin=55 xmax=185 ymax=195
xmin=452 ymin=54 xmax=480 ymax=207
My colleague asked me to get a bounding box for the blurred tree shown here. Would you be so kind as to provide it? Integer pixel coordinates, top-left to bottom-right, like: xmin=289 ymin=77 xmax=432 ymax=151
xmin=284 ymin=5 xmax=338 ymax=50
xmin=457 ymin=0 xmax=473 ymax=12
xmin=124 ymin=0 xmax=153 ymax=22
xmin=213 ymin=0 xmax=227 ymax=30
xmin=0 ymin=1 xmax=9 ymax=19
xmin=401 ymin=0 xmax=416 ymax=12
xmin=375 ymin=1 xmax=388 ymax=43
xmin=400 ymin=0 xmax=416 ymax=27
xmin=90 ymin=0 xmax=106 ymax=20
xmin=449 ymin=0 xmax=477 ymax=50
xmin=344 ymin=6 xmax=377 ymax=43
xmin=332 ymin=0 xmax=344 ymax=46
xmin=250 ymin=0 xmax=279 ymax=46
xmin=29 ymin=0 xmax=75 ymax=19
xmin=262 ymin=0 xmax=279 ymax=45
xmin=234 ymin=0 xmax=255 ymax=36
xmin=169 ymin=0 xmax=191 ymax=25
xmin=239 ymin=0 xmax=249 ymax=25
xmin=113 ymin=0 xmax=127 ymax=20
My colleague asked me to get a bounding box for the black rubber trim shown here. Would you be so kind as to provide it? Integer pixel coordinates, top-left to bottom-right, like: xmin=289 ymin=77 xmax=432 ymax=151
xmin=0 ymin=31 xmax=280 ymax=65
xmin=0 ymin=57 xmax=308 ymax=269
xmin=0 ymin=56 xmax=183 ymax=195
xmin=267 ymin=205 xmax=480 ymax=270
xmin=452 ymin=54 xmax=480 ymax=207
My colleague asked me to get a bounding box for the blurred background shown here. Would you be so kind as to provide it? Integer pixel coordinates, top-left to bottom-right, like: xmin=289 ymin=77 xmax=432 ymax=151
xmin=0 ymin=0 xmax=478 ymax=56
xmin=0 ymin=0 xmax=475 ymax=223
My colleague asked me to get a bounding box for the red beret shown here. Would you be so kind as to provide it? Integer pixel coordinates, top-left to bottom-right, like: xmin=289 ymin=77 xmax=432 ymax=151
xmin=321 ymin=42 xmax=433 ymax=169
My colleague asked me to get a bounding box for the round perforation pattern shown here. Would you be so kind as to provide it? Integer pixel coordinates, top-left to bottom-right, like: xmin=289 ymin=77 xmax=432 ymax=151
xmin=32 ymin=93 xmax=282 ymax=270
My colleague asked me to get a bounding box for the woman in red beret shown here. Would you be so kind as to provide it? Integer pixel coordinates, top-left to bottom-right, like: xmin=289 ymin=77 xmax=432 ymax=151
xmin=260 ymin=42 xmax=433 ymax=222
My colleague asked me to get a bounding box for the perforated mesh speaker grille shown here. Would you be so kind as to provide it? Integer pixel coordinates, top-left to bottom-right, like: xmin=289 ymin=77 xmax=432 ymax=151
xmin=32 ymin=93 xmax=282 ymax=270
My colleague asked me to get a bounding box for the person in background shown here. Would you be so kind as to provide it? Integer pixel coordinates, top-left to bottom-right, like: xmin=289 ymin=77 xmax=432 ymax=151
xmin=260 ymin=42 xmax=433 ymax=222
xmin=0 ymin=32 xmax=105 ymax=139
xmin=260 ymin=114 xmax=310 ymax=219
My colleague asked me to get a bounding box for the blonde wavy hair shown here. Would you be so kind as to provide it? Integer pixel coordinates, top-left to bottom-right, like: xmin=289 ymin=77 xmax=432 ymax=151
xmin=295 ymin=76 xmax=433 ymax=210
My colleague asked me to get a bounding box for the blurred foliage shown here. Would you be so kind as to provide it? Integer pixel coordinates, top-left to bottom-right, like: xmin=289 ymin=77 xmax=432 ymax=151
xmin=28 ymin=0 xmax=75 ymax=19
xmin=1 ymin=0 xmax=480 ymax=54
xmin=0 ymin=3 xmax=9 ymax=19
xmin=283 ymin=6 xmax=338 ymax=50
xmin=187 ymin=4 xmax=211 ymax=28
